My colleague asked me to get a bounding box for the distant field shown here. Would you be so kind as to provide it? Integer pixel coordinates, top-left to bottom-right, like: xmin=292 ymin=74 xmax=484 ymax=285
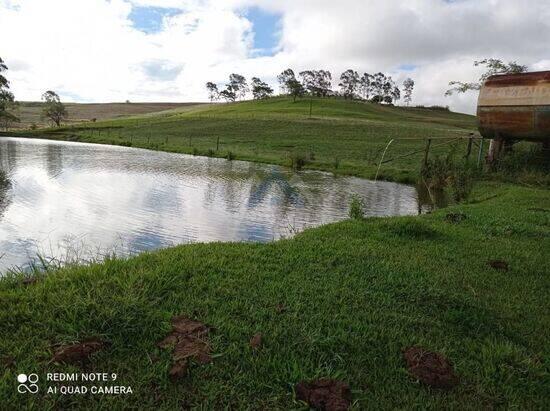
xmin=6 ymin=97 xmax=478 ymax=182
xmin=8 ymin=102 xmax=206 ymax=128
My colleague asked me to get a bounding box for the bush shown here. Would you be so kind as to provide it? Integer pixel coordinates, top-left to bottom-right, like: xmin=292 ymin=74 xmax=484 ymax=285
xmin=421 ymin=152 xmax=476 ymax=204
xmin=333 ymin=157 xmax=340 ymax=170
xmin=491 ymin=144 xmax=550 ymax=188
xmin=348 ymin=194 xmax=365 ymax=220
xmin=206 ymin=148 xmax=215 ymax=157
xmin=226 ymin=151 xmax=235 ymax=161
xmin=290 ymin=152 xmax=308 ymax=170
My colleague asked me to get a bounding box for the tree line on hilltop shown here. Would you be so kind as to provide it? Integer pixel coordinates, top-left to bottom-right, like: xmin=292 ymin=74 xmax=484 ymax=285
xmin=206 ymin=69 xmax=416 ymax=105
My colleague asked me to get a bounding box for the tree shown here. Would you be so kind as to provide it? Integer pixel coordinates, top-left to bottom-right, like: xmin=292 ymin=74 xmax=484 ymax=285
xmin=0 ymin=57 xmax=19 ymax=130
xmin=390 ymin=84 xmax=401 ymax=104
xmin=227 ymin=74 xmax=249 ymax=100
xmin=41 ymin=90 xmax=67 ymax=127
xmin=205 ymin=82 xmax=219 ymax=102
xmin=250 ymin=77 xmax=273 ymax=100
xmin=277 ymin=69 xmax=304 ymax=102
xmin=299 ymin=70 xmax=333 ymax=97
xmin=316 ymin=70 xmax=332 ymax=97
xmin=219 ymin=89 xmax=236 ymax=102
xmin=339 ymin=69 xmax=360 ymax=99
xmin=277 ymin=68 xmax=296 ymax=94
xmin=403 ymin=78 xmax=414 ymax=106
xmin=359 ymin=73 xmax=373 ymax=100
xmin=287 ymin=79 xmax=305 ymax=102
xmin=445 ymin=58 xmax=528 ymax=96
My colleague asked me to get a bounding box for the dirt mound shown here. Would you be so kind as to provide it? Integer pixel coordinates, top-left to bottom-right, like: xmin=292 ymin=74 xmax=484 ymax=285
xmin=488 ymin=260 xmax=509 ymax=271
xmin=158 ymin=316 xmax=211 ymax=381
xmin=295 ymin=378 xmax=351 ymax=411
xmin=403 ymin=346 xmax=459 ymax=389
xmin=52 ymin=338 xmax=105 ymax=364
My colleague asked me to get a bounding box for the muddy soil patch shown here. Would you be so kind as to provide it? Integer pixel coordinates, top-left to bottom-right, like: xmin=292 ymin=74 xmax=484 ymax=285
xmin=296 ymin=378 xmax=351 ymax=411
xmin=51 ymin=338 xmax=105 ymax=365
xmin=403 ymin=346 xmax=459 ymax=389
xmin=158 ymin=316 xmax=211 ymax=381
xmin=488 ymin=260 xmax=509 ymax=271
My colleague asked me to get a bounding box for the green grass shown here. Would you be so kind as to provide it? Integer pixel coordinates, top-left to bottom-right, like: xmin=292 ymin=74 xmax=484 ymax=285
xmin=0 ymin=98 xmax=548 ymax=409
xmin=2 ymin=97 xmax=478 ymax=183
xmin=0 ymin=182 xmax=548 ymax=409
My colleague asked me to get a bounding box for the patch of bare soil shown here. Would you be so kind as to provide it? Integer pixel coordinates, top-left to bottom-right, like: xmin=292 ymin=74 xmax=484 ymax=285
xmin=250 ymin=333 xmax=262 ymax=350
xmin=52 ymin=338 xmax=105 ymax=364
xmin=403 ymin=346 xmax=459 ymax=389
xmin=488 ymin=260 xmax=509 ymax=271
xmin=158 ymin=316 xmax=211 ymax=382
xmin=295 ymin=378 xmax=351 ymax=411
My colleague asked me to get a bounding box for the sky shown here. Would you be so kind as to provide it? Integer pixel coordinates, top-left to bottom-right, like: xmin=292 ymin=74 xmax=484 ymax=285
xmin=0 ymin=0 xmax=549 ymax=114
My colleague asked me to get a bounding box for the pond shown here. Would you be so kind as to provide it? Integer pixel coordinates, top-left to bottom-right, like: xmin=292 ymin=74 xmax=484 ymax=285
xmin=0 ymin=137 xmax=420 ymax=272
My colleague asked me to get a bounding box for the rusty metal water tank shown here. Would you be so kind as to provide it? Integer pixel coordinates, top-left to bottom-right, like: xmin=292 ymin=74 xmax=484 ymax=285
xmin=477 ymin=71 xmax=550 ymax=141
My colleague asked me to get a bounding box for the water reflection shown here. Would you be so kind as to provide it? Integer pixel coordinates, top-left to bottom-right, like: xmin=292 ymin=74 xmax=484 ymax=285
xmin=0 ymin=137 xmax=419 ymax=272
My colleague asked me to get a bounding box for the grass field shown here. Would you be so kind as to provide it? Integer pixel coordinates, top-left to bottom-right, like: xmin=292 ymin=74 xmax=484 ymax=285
xmin=0 ymin=98 xmax=548 ymax=409
xmin=6 ymin=101 xmax=204 ymax=129
xmin=0 ymin=183 xmax=548 ymax=409
xmin=3 ymin=97 xmax=478 ymax=183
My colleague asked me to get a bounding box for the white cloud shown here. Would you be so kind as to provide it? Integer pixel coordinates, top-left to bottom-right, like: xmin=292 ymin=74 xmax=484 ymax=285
xmin=0 ymin=0 xmax=548 ymax=113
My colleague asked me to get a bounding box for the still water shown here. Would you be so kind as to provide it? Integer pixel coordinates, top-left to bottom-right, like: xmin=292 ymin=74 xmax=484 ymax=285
xmin=0 ymin=137 xmax=419 ymax=272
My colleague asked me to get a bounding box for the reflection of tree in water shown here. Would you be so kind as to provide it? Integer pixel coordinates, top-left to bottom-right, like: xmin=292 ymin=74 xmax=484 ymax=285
xmin=0 ymin=175 xmax=12 ymax=221
xmin=247 ymin=168 xmax=301 ymax=209
xmin=46 ymin=144 xmax=63 ymax=178
xmin=0 ymin=139 xmax=18 ymax=172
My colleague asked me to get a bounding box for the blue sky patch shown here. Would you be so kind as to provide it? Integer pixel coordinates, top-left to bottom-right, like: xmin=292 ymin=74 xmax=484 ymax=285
xmin=245 ymin=7 xmax=282 ymax=56
xmin=398 ymin=64 xmax=418 ymax=72
xmin=142 ymin=60 xmax=183 ymax=82
xmin=129 ymin=6 xmax=182 ymax=34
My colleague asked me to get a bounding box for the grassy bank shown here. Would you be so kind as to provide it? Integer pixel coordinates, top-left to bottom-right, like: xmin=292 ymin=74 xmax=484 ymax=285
xmin=0 ymin=182 xmax=548 ymax=409
xmin=2 ymin=97 xmax=478 ymax=183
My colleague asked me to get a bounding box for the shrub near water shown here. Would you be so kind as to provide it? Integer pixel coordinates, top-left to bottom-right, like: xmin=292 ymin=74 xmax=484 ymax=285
xmin=348 ymin=194 xmax=365 ymax=220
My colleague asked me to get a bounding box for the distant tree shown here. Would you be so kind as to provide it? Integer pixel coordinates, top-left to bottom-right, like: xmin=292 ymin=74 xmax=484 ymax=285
xmin=277 ymin=68 xmax=297 ymax=94
xmin=299 ymin=70 xmax=332 ymax=97
xmin=250 ymin=77 xmax=273 ymax=100
xmin=316 ymin=70 xmax=332 ymax=97
xmin=227 ymin=74 xmax=248 ymax=100
xmin=0 ymin=57 xmax=19 ymax=130
xmin=339 ymin=69 xmax=360 ymax=99
xmin=370 ymin=72 xmax=385 ymax=102
xmin=403 ymin=78 xmax=414 ymax=106
xmin=287 ymin=79 xmax=305 ymax=102
xmin=277 ymin=69 xmax=304 ymax=102
xmin=359 ymin=73 xmax=373 ymax=100
xmin=41 ymin=90 xmax=67 ymax=127
xmin=205 ymin=82 xmax=219 ymax=102
xmin=219 ymin=89 xmax=236 ymax=102
xmin=391 ymin=84 xmax=401 ymax=104
xmin=299 ymin=70 xmax=316 ymax=95
xmin=445 ymin=58 xmax=528 ymax=96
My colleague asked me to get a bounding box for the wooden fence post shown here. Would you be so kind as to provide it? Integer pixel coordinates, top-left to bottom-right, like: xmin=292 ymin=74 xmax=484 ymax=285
xmin=423 ymin=138 xmax=432 ymax=167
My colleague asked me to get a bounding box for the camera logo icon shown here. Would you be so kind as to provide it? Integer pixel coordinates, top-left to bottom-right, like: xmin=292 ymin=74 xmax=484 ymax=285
xmin=17 ymin=373 xmax=39 ymax=394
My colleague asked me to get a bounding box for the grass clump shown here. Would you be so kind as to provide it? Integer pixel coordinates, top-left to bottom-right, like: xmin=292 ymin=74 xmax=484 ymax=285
xmin=289 ymin=152 xmax=308 ymax=170
xmin=348 ymin=194 xmax=365 ymax=220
